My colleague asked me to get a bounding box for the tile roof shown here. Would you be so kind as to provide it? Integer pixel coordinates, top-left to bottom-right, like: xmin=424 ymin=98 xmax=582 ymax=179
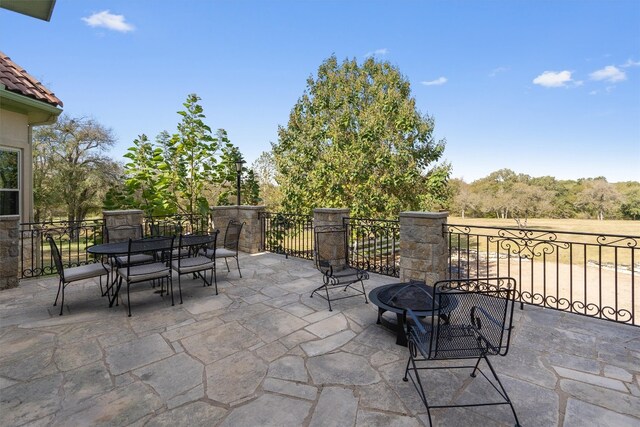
xmin=0 ymin=51 xmax=63 ymax=107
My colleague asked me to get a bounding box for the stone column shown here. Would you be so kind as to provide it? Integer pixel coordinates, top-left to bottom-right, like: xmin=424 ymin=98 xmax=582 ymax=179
xmin=210 ymin=205 xmax=266 ymax=254
xmin=399 ymin=211 xmax=448 ymax=284
xmin=313 ymin=208 xmax=350 ymax=269
xmin=313 ymin=208 xmax=350 ymax=229
xmin=0 ymin=215 xmax=20 ymax=290
xmin=102 ymin=210 xmax=145 ymax=240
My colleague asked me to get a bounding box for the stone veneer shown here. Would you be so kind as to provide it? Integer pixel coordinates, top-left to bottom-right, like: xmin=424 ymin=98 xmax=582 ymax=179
xmin=210 ymin=206 xmax=266 ymax=254
xmin=313 ymin=208 xmax=350 ymax=270
xmin=0 ymin=215 xmax=20 ymax=289
xmin=399 ymin=211 xmax=448 ymax=284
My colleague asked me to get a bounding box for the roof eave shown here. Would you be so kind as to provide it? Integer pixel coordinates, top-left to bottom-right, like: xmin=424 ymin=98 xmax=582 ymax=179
xmin=0 ymin=87 xmax=63 ymax=125
xmin=0 ymin=0 xmax=57 ymax=22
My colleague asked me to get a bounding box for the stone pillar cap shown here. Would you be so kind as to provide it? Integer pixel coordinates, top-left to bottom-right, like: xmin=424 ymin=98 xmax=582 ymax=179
xmin=399 ymin=211 xmax=448 ymax=219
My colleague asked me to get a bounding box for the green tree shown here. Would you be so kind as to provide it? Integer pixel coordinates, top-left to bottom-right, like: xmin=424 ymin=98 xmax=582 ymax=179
xmin=242 ymin=169 xmax=261 ymax=205
xmin=32 ymin=115 xmax=122 ymax=226
xmin=272 ymin=55 xmax=449 ymax=218
xmin=169 ymin=94 xmax=220 ymax=215
xmin=118 ymin=94 xmax=237 ymax=217
xmin=449 ymin=178 xmax=480 ymax=218
xmin=575 ymin=178 xmax=621 ymax=220
xmin=251 ymin=151 xmax=283 ymax=210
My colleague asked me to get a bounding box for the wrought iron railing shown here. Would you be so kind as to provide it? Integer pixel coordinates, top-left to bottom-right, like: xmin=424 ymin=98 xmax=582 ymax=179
xmin=446 ymin=224 xmax=639 ymax=326
xmin=19 ymin=214 xmax=211 ymax=279
xmin=20 ymin=218 xmax=105 ymax=278
xmin=259 ymin=212 xmax=314 ymax=259
xmin=344 ymin=217 xmax=400 ymax=277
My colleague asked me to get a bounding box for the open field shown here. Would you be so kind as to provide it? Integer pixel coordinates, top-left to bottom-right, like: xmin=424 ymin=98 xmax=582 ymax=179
xmin=448 ymin=217 xmax=640 ymax=236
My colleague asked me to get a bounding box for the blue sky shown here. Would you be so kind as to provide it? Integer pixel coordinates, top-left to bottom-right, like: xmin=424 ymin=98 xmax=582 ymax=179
xmin=2 ymin=0 xmax=639 ymax=182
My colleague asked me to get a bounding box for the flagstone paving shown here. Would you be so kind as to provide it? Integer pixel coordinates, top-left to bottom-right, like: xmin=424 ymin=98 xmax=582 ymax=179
xmin=1 ymin=252 xmax=639 ymax=426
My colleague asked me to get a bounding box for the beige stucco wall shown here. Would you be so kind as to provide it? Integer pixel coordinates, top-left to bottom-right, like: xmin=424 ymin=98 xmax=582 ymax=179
xmin=0 ymin=108 xmax=32 ymax=223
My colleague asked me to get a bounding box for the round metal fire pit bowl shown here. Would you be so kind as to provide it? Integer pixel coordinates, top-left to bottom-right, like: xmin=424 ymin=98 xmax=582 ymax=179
xmin=368 ymin=281 xmax=453 ymax=346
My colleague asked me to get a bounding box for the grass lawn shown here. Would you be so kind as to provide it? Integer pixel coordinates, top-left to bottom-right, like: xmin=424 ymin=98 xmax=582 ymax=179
xmin=448 ymin=217 xmax=640 ymax=236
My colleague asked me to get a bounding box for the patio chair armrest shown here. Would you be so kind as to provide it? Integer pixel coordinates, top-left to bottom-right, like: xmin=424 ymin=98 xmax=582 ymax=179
xmin=470 ymin=306 xmax=509 ymax=331
xmin=406 ymin=309 xmax=432 ymax=358
xmin=406 ymin=308 xmax=427 ymax=334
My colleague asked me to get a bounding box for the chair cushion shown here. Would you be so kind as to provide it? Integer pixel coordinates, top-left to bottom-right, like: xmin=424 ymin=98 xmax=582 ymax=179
xmin=171 ymin=256 xmax=215 ymax=274
xmin=199 ymin=248 xmax=215 ymax=259
xmin=64 ymin=263 xmax=109 ymax=283
xmin=115 ymin=253 xmax=155 ymax=266
xmin=216 ymin=248 xmax=236 ymax=258
xmin=117 ymin=262 xmax=171 ymax=283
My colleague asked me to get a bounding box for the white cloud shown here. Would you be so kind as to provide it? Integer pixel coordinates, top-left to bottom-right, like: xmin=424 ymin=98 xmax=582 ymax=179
xmin=421 ymin=77 xmax=447 ymax=86
xmin=82 ymin=10 xmax=134 ymax=33
xmin=489 ymin=66 xmax=509 ymax=77
xmin=532 ymin=70 xmax=573 ymax=88
xmin=364 ymin=48 xmax=388 ymax=58
xmin=621 ymin=59 xmax=640 ymax=68
xmin=589 ymin=65 xmax=626 ymax=83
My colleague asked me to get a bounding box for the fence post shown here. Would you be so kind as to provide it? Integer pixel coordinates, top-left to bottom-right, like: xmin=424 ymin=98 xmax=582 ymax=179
xmin=313 ymin=208 xmax=350 ymax=269
xmin=210 ymin=205 xmax=266 ymax=254
xmin=399 ymin=211 xmax=448 ymax=284
xmin=0 ymin=215 xmax=20 ymax=290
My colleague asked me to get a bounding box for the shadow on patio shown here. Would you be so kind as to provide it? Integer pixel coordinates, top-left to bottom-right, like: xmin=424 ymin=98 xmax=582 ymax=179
xmin=1 ymin=252 xmax=638 ymax=426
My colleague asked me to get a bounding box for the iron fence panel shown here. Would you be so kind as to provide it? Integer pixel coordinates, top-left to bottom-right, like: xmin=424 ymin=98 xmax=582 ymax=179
xmin=344 ymin=217 xmax=400 ymax=277
xmin=259 ymin=212 xmax=314 ymax=260
xmin=19 ymin=214 xmax=210 ymax=278
xmin=19 ymin=218 xmax=105 ymax=279
xmin=446 ymin=223 xmax=639 ymax=326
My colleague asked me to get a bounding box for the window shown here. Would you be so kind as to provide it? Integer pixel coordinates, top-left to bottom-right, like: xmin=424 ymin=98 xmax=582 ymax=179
xmin=0 ymin=149 xmax=19 ymax=216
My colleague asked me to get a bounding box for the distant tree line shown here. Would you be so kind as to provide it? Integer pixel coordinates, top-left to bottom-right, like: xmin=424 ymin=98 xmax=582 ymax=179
xmin=447 ymin=169 xmax=640 ymax=221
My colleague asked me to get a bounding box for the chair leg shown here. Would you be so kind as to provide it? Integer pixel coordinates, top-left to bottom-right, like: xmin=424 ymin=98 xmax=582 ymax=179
xmin=360 ymin=279 xmax=368 ymax=304
xmin=169 ymin=276 xmax=174 ymax=306
xmin=127 ymin=282 xmax=132 ymax=317
xmin=213 ymin=266 xmax=218 ymax=295
xmin=54 ymin=278 xmax=62 ymax=306
xmin=470 ymin=354 xmax=483 ymax=378
xmin=178 ymin=273 xmax=183 ymax=305
xmin=98 ymin=275 xmax=104 ymax=297
xmin=58 ymin=281 xmax=66 ymax=316
xmin=110 ymin=276 xmax=122 ymax=307
xmin=235 ymin=256 xmax=242 ymax=278
xmin=403 ymin=353 xmax=432 ymax=426
xmin=482 ymin=355 xmax=521 ymax=426
xmin=224 ymin=257 xmax=230 ymax=273
xmin=325 ymin=285 xmax=332 ymax=311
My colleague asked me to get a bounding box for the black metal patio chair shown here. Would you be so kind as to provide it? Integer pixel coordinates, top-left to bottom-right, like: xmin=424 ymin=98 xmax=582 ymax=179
xmin=403 ymin=277 xmax=520 ymax=427
xmin=47 ymin=235 xmax=109 ymax=315
xmin=310 ymin=225 xmax=369 ymax=311
xmin=208 ymin=220 xmax=244 ymax=278
xmin=172 ymin=231 xmax=219 ymax=304
xmin=104 ymin=224 xmax=154 ymax=293
xmin=112 ymin=236 xmax=175 ymax=317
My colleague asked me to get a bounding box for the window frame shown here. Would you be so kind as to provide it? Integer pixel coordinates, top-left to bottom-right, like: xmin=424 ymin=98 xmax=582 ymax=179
xmin=0 ymin=147 xmax=21 ymax=217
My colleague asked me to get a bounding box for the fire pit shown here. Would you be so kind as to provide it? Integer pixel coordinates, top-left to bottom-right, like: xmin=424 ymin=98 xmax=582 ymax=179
xmin=368 ymin=281 xmax=454 ymax=346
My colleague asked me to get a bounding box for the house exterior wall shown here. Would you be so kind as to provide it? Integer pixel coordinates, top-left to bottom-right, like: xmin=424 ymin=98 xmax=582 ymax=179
xmin=0 ymin=108 xmax=32 ymax=224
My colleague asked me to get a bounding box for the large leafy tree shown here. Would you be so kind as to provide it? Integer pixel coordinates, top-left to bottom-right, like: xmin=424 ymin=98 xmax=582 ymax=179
xmin=168 ymin=94 xmax=220 ymax=215
xmin=32 ymin=115 xmax=121 ymax=224
xmin=113 ymin=94 xmax=259 ymax=216
xmin=575 ymin=178 xmax=621 ymax=220
xmin=272 ymin=55 xmax=449 ymax=218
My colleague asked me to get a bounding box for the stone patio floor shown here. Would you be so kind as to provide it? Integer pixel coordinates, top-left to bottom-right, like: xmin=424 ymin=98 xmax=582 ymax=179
xmin=1 ymin=252 xmax=639 ymax=426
